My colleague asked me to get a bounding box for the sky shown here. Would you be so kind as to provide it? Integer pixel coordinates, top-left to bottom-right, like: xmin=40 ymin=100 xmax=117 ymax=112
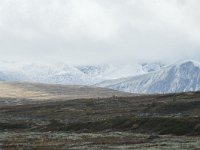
xmin=0 ymin=0 xmax=200 ymax=65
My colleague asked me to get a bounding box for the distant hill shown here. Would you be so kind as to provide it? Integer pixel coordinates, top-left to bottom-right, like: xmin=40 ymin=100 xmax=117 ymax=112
xmin=1 ymin=60 xmax=200 ymax=94
xmin=0 ymin=61 xmax=161 ymax=85
xmin=96 ymin=60 xmax=200 ymax=94
xmin=0 ymin=81 xmax=133 ymax=105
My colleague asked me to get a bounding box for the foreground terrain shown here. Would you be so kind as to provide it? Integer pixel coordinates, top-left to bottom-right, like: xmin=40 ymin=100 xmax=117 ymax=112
xmin=0 ymin=82 xmax=200 ymax=149
xmin=0 ymin=132 xmax=199 ymax=150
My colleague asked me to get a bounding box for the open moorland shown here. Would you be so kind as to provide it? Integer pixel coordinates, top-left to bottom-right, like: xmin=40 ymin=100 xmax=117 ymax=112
xmin=0 ymin=81 xmax=134 ymax=105
xmin=0 ymin=82 xmax=200 ymax=149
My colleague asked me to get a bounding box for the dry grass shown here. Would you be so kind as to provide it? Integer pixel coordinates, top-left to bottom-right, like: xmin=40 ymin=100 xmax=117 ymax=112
xmin=0 ymin=81 xmax=133 ymax=102
xmin=0 ymin=82 xmax=54 ymax=100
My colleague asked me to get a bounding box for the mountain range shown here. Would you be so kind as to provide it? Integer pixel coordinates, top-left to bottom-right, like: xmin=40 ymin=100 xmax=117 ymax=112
xmin=0 ymin=61 xmax=161 ymax=84
xmin=0 ymin=60 xmax=199 ymax=94
xmin=97 ymin=60 xmax=200 ymax=94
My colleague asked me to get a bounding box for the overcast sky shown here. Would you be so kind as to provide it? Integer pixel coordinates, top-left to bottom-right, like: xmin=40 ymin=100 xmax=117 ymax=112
xmin=0 ymin=0 xmax=200 ymax=65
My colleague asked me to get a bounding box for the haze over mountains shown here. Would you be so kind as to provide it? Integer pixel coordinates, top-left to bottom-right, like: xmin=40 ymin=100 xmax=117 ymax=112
xmin=0 ymin=60 xmax=199 ymax=94
xmin=0 ymin=61 xmax=162 ymax=84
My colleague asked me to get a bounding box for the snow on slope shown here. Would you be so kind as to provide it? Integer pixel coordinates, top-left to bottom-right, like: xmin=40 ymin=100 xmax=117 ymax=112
xmin=0 ymin=61 xmax=90 ymax=84
xmin=1 ymin=60 xmax=200 ymax=94
xmin=21 ymin=63 xmax=90 ymax=85
xmin=77 ymin=64 xmax=149 ymax=83
xmin=96 ymin=60 xmax=200 ymax=94
xmin=0 ymin=61 xmax=160 ymax=85
xmin=0 ymin=61 xmax=27 ymax=81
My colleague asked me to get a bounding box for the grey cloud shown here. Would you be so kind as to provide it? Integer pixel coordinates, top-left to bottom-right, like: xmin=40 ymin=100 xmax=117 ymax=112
xmin=0 ymin=0 xmax=200 ymax=65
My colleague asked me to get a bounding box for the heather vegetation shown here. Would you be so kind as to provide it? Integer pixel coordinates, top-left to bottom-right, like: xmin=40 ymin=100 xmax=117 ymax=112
xmin=0 ymin=91 xmax=200 ymax=149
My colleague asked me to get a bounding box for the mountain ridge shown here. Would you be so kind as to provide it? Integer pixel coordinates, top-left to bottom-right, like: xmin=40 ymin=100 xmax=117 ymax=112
xmin=97 ymin=60 xmax=200 ymax=94
xmin=0 ymin=60 xmax=200 ymax=94
xmin=0 ymin=61 xmax=159 ymax=85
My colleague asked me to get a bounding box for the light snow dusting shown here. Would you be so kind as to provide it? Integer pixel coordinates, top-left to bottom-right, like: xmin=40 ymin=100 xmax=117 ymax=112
xmin=0 ymin=60 xmax=200 ymax=94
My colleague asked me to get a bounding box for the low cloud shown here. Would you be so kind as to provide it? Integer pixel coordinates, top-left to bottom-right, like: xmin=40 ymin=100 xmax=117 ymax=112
xmin=0 ymin=0 xmax=200 ymax=64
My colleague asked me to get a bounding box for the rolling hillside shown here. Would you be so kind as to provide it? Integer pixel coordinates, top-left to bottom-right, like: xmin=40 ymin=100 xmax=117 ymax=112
xmin=0 ymin=81 xmax=133 ymax=105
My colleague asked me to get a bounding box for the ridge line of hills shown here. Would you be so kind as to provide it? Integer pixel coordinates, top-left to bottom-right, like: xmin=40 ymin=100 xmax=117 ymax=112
xmin=0 ymin=59 xmax=200 ymax=94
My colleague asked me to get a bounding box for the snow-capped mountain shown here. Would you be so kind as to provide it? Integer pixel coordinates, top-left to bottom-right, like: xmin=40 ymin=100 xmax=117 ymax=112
xmin=77 ymin=64 xmax=150 ymax=83
xmin=0 ymin=61 xmax=158 ymax=85
xmin=141 ymin=62 xmax=164 ymax=72
xmin=2 ymin=59 xmax=200 ymax=94
xmin=0 ymin=61 xmax=90 ymax=84
xmin=20 ymin=63 xmax=90 ymax=85
xmin=96 ymin=60 xmax=200 ymax=94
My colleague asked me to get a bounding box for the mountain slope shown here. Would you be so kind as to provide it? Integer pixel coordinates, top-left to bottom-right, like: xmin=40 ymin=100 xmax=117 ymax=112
xmin=0 ymin=61 xmax=160 ymax=85
xmin=1 ymin=60 xmax=200 ymax=94
xmin=21 ymin=64 xmax=90 ymax=85
xmin=96 ymin=60 xmax=200 ymax=94
xmin=77 ymin=64 xmax=149 ymax=83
